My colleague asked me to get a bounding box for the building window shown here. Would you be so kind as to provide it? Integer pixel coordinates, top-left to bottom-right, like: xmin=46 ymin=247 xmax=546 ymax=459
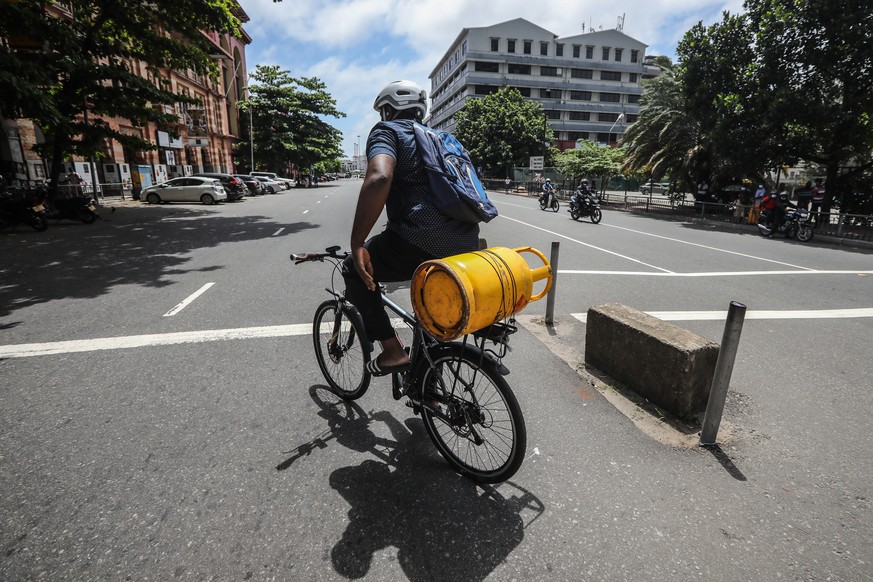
xmin=540 ymin=66 xmax=560 ymax=77
xmin=508 ymin=63 xmax=531 ymax=75
xmin=475 ymin=85 xmax=498 ymax=95
xmin=586 ymin=45 xmax=594 ymax=59
xmin=602 ymin=47 xmax=610 ymax=60
xmin=569 ymin=90 xmax=592 ymax=100
xmin=540 ymin=42 xmax=548 ymax=56
xmin=462 ymin=40 xmax=467 ymax=55
xmin=627 ymin=94 xmax=641 ymax=104
xmin=569 ymin=111 xmax=591 ymax=120
xmin=556 ymin=43 xmax=564 ymax=57
xmin=491 ymin=38 xmax=499 ymax=52
xmin=546 ymin=110 xmax=561 ymax=120
xmin=597 ymin=132 xmax=611 ymax=142
xmin=615 ymin=48 xmax=623 ymax=62
xmin=568 ymin=131 xmax=589 ymax=141
xmin=628 ymin=73 xmax=638 ymax=83
xmin=516 ymin=87 xmax=531 ymax=97
xmin=474 ymin=61 xmax=500 ymax=73
xmin=524 ymin=40 xmax=532 ymax=54
xmin=630 ymin=49 xmax=639 ymax=63
xmin=601 ymin=71 xmax=621 ymax=81
xmin=571 ymin=68 xmax=593 ymax=79
xmin=508 ymin=39 xmax=516 ymax=53
xmin=573 ymin=45 xmax=581 ymax=58
xmin=625 ymin=114 xmax=638 ymax=123
xmin=540 ymin=88 xmax=558 ymax=99
xmin=600 ymin=113 xmax=619 ymax=122
xmin=599 ymin=92 xmax=621 ymax=102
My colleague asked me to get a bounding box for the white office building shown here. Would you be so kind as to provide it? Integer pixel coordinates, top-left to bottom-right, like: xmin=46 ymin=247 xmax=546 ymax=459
xmin=429 ymin=18 xmax=653 ymax=150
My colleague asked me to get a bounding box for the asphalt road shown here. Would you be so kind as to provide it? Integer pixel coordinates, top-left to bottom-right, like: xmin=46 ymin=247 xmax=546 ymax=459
xmin=1 ymin=180 xmax=871 ymax=581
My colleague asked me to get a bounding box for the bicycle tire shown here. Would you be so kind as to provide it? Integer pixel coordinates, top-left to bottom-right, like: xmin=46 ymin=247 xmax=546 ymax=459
xmin=418 ymin=344 xmax=526 ymax=483
xmin=312 ymin=300 xmax=370 ymax=400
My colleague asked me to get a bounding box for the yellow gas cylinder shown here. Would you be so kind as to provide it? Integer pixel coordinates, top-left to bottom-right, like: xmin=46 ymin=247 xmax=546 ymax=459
xmin=411 ymin=246 xmax=552 ymax=341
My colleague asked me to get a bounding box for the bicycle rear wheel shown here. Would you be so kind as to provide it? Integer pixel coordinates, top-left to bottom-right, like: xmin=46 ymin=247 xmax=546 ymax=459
xmin=312 ymin=300 xmax=370 ymax=400
xmin=419 ymin=345 xmax=526 ymax=483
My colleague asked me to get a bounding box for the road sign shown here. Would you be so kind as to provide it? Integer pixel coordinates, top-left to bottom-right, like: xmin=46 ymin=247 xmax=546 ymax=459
xmin=529 ymin=156 xmax=544 ymax=170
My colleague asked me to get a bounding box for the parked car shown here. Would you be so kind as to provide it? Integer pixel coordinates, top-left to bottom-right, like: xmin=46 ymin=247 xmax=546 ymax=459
xmin=250 ymin=171 xmax=290 ymax=190
xmin=192 ymin=173 xmax=247 ymax=200
xmin=640 ymin=181 xmax=670 ymax=195
xmin=234 ymin=174 xmax=265 ymax=196
xmin=254 ymin=175 xmax=284 ymax=194
xmin=141 ymin=177 xmax=226 ymax=205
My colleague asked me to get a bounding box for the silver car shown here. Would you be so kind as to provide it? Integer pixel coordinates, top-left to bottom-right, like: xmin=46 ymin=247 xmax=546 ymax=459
xmin=254 ymin=176 xmax=284 ymax=194
xmin=142 ymin=177 xmax=227 ymax=205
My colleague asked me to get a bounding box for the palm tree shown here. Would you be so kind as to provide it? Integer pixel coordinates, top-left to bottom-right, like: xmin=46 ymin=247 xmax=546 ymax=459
xmin=622 ymin=75 xmax=707 ymax=193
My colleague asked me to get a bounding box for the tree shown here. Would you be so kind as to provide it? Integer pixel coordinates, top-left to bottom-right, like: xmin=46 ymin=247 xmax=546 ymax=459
xmin=0 ymin=0 xmax=241 ymax=188
xmin=237 ymin=65 xmax=345 ymax=174
xmin=744 ymin=0 xmax=873 ymax=213
xmin=622 ymin=74 xmax=702 ymax=192
xmin=556 ymin=141 xmax=625 ymax=191
xmin=453 ymin=87 xmax=554 ymax=177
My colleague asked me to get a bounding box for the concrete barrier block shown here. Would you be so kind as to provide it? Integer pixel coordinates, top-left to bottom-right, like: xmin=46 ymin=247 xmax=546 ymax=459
xmin=584 ymin=303 xmax=719 ymax=420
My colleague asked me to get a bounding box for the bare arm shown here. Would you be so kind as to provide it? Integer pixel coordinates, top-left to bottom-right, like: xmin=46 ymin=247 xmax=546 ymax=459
xmin=350 ymin=153 xmax=395 ymax=291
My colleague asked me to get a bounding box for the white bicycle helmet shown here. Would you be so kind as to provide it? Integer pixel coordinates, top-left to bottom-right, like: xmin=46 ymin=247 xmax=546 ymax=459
xmin=374 ymin=80 xmax=427 ymax=121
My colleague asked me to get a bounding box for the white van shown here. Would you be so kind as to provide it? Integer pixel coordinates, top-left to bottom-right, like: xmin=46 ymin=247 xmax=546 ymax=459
xmin=251 ymin=172 xmax=291 ymax=189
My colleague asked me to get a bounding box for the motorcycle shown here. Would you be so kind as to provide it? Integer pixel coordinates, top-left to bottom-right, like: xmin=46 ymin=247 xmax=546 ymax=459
xmin=0 ymin=188 xmax=49 ymax=232
xmin=538 ymin=190 xmax=559 ymax=212
xmin=568 ymin=189 xmax=603 ymax=224
xmin=43 ymin=187 xmax=100 ymax=224
xmin=757 ymin=207 xmax=814 ymax=242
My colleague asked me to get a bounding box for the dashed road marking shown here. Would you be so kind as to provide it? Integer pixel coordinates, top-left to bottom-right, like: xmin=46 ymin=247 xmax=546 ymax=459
xmin=163 ymin=283 xmax=215 ymax=317
xmin=273 ymin=228 xmax=285 ymax=236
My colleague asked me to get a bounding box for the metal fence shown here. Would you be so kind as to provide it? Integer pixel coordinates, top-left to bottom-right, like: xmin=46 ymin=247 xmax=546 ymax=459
xmin=599 ymin=194 xmax=873 ymax=243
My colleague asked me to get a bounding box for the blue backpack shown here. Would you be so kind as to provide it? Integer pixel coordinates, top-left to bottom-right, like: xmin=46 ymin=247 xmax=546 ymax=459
xmin=412 ymin=122 xmax=498 ymax=223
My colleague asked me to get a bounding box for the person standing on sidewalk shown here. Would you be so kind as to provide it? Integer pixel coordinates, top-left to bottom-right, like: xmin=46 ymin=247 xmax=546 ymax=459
xmin=342 ymin=80 xmax=480 ymax=376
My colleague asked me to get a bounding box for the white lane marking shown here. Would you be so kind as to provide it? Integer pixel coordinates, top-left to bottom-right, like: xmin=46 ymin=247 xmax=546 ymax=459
xmin=558 ymin=270 xmax=873 ymax=277
xmin=273 ymin=228 xmax=285 ymax=236
xmin=602 ymin=223 xmax=815 ymax=270
xmin=303 ymin=210 xmax=310 ymax=214
xmin=499 ymin=215 xmax=673 ymax=273
xmin=163 ymin=283 xmax=215 ymax=317
xmin=571 ymin=308 xmax=873 ymax=323
xmin=0 ymin=318 xmax=409 ymax=359
xmin=494 ymin=198 xmax=813 ymax=271
xmin=316 ymin=201 xmax=322 ymax=204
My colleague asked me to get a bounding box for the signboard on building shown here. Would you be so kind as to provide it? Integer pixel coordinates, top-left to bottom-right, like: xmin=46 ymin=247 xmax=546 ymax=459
xmin=157 ymin=131 xmax=183 ymax=149
xmin=529 ymin=156 xmax=544 ymax=170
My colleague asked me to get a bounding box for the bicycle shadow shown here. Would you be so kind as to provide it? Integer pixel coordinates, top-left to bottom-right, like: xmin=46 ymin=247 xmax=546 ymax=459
xmin=281 ymin=386 xmax=544 ymax=581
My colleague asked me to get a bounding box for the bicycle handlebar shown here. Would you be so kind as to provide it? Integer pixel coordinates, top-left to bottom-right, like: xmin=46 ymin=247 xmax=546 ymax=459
xmin=290 ymin=246 xmax=349 ymax=264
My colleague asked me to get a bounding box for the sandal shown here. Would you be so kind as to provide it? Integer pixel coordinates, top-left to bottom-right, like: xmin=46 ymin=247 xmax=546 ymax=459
xmin=365 ymin=355 xmax=411 ymax=377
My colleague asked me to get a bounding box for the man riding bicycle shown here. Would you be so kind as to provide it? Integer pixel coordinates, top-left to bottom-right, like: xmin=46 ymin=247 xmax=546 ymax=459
xmin=343 ymin=80 xmax=480 ymax=377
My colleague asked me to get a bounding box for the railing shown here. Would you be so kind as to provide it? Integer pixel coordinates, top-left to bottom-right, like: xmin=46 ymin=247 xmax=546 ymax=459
xmin=599 ymin=194 xmax=873 ymax=243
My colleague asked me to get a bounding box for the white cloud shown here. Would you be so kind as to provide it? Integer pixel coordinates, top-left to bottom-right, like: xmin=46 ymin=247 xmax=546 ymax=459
xmin=240 ymin=0 xmax=747 ymax=157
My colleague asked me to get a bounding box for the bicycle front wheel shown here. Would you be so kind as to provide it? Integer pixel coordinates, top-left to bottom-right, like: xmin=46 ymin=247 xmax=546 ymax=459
xmin=419 ymin=345 xmax=526 ymax=483
xmin=312 ymin=300 xmax=370 ymax=400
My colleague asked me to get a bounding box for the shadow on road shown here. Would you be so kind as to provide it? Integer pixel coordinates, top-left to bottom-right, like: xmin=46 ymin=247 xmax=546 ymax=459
xmin=0 ymin=204 xmax=317 ymax=318
xmin=278 ymin=386 xmax=544 ymax=581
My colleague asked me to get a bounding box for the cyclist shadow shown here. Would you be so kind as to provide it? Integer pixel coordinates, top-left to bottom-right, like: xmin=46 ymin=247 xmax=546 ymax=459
xmin=289 ymin=386 xmax=544 ymax=581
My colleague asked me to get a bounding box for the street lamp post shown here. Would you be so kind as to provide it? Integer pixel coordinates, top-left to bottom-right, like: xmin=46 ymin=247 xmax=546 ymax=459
xmin=607 ymin=113 xmax=625 ymax=146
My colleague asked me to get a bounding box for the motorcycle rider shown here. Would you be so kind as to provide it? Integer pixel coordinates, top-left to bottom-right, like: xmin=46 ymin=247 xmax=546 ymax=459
xmin=540 ymin=178 xmax=556 ymax=208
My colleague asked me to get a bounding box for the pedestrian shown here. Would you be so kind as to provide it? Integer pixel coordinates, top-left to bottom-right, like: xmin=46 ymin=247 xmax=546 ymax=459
xmin=748 ymin=183 xmax=766 ymax=224
xmin=810 ymin=178 xmax=825 ymax=214
xmin=66 ymin=170 xmax=83 ymax=197
xmin=505 ymin=177 xmax=511 ymax=193
xmin=343 ymin=80 xmax=480 ymax=376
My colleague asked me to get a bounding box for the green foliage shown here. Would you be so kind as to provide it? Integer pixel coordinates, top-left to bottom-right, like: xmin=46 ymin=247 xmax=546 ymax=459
xmin=453 ymin=87 xmax=554 ymax=177
xmin=0 ymin=0 xmax=242 ymax=183
xmin=556 ymin=142 xmax=625 ymax=186
xmin=237 ymin=65 xmax=345 ymax=173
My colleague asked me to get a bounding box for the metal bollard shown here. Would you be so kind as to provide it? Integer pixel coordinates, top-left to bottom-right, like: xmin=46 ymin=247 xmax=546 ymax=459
xmin=544 ymin=241 xmax=560 ymax=326
xmin=699 ymin=301 xmax=747 ymax=446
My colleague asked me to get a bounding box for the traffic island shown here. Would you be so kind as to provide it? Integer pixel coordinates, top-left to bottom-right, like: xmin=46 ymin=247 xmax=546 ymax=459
xmin=584 ymin=303 xmax=719 ymax=421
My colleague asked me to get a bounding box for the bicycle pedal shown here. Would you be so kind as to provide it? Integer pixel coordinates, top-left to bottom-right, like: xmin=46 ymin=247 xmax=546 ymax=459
xmin=405 ymin=398 xmax=422 ymax=416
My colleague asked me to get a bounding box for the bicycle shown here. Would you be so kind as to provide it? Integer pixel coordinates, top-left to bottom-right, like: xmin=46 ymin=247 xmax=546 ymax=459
xmin=291 ymin=246 xmax=527 ymax=483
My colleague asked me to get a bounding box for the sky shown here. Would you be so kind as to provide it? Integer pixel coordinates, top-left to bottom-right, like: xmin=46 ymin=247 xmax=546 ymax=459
xmin=239 ymin=0 xmax=745 ymax=159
